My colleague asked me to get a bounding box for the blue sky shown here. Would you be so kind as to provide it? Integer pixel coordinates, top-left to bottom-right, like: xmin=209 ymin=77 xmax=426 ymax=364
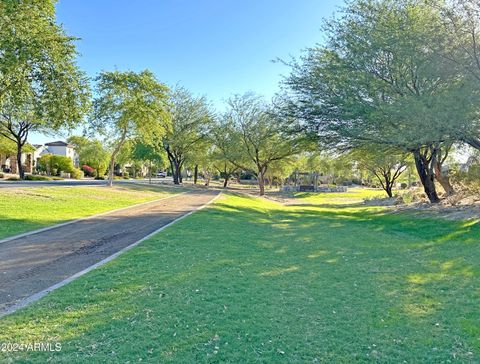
xmin=32 ymin=0 xmax=344 ymax=143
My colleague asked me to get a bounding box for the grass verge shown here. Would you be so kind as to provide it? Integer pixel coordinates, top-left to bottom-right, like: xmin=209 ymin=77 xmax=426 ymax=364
xmin=0 ymin=192 xmax=478 ymax=362
xmin=0 ymin=184 xmax=178 ymax=239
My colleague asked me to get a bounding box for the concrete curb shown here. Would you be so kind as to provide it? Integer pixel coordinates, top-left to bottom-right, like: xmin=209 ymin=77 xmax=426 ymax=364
xmin=0 ymin=192 xmax=187 ymax=246
xmin=0 ymin=191 xmax=222 ymax=318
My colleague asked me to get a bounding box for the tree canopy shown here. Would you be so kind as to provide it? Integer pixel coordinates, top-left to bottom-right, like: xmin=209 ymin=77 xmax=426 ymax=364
xmin=283 ymin=0 xmax=480 ymax=202
xmin=222 ymin=93 xmax=302 ymax=195
xmin=91 ymin=70 xmax=171 ymax=186
xmin=0 ymin=0 xmax=90 ymax=178
xmin=162 ymin=87 xmax=212 ymax=184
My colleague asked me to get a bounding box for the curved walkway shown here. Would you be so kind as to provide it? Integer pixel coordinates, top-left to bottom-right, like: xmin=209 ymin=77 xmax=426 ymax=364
xmin=0 ymin=190 xmax=219 ymax=313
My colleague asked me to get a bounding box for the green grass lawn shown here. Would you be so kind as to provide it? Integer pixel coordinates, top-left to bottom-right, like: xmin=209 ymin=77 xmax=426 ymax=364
xmin=0 ymin=184 xmax=178 ymax=239
xmin=0 ymin=192 xmax=479 ymax=362
xmin=293 ymin=187 xmax=388 ymax=205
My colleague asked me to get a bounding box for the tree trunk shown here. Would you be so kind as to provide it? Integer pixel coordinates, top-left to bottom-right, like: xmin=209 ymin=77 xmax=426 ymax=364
xmin=204 ymin=172 xmax=210 ymax=186
xmin=385 ymin=179 xmax=393 ymax=198
xmin=413 ymin=149 xmax=440 ymax=203
xmin=258 ymin=167 xmax=266 ymax=196
xmin=172 ymin=162 xmax=181 ymax=185
xmin=169 ymin=161 xmax=176 ymax=182
xmin=194 ymin=164 xmax=198 ymax=184
xmin=223 ymin=176 xmax=229 ymax=188
xmin=372 ymin=171 xmax=392 ymax=198
xmin=16 ymin=142 xmax=24 ymax=180
xmin=167 ymin=157 xmax=182 ymax=185
xmin=149 ymin=160 xmax=152 ymax=184
xmin=434 ymin=160 xmax=454 ymax=196
xmin=172 ymin=165 xmax=179 ymax=184
xmin=107 ymin=156 xmax=116 ymax=187
xmin=107 ymin=131 xmax=127 ymax=187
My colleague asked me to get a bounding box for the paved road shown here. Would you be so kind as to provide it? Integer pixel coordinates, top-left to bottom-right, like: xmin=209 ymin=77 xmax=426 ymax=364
xmin=0 ymin=178 xmax=173 ymax=188
xmin=0 ymin=190 xmax=219 ymax=313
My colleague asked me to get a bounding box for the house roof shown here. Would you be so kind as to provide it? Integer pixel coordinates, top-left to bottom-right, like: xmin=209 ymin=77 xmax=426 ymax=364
xmin=45 ymin=141 xmax=74 ymax=148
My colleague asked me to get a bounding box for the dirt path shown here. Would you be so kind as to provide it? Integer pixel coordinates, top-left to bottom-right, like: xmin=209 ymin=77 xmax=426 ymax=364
xmin=0 ymin=190 xmax=219 ymax=312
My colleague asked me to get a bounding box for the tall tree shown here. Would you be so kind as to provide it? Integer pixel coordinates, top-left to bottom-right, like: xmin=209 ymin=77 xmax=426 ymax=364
xmin=283 ymin=0 xmax=467 ymax=202
xmin=0 ymin=0 xmax=90 ymax=179
xmin=91 ymin=70 xmax=170 ymax=187
xmin=162 ymin=87 xmax=212 ymax=185
xmin=209 ymin=119 xmax=244 ymax=187
xmin=225 ymin=93 xmax=301 ymax=196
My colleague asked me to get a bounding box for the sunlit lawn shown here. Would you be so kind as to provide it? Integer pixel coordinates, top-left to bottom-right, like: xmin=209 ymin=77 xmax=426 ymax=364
xmin=0 ymin=192 xmax=478 ymax=362
xmin=0 ymin=185 xmax=178 ymax=239
xmin=293 ymin=187 xmax=388 ymax=205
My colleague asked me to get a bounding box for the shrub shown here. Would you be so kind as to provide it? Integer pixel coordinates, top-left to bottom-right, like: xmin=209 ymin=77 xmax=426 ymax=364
xmin=36 ymin=154 xmax=53 ymax=174
xmin=37 ymin=154 xmax=75 ymax=176
xmin=401 ymin=191 xmax=415 ymax=204
xmin=24 ymin=175 xmax=51 ymax=181
xmin=397 ymin=189 xmax=427 ymax=204
xmin=451 ymin=162 xmax=480 ymax=195
xmin=81 ymin=164 xmax=95 ymax=177
xmin=51 ymin=176 xmax=64 ymax=180
xmin=0 ymin=173 xmax=4 ymax=179
xmin=51 ymin=155 xmax=75 ymax=175
xmin=70 ymin=168 xmax=84 ymax=180
xmin=122 ymin=172 xmax=129 ymax=179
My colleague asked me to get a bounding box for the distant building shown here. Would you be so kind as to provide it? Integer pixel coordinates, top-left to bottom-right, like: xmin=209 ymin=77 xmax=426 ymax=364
xmin=0 ymin=152 xmax=33 ymax=174
xmin=34 ymin=141 xmax=79 ymax=168
xmin=1 ymin=141 xmax=79 ymax=174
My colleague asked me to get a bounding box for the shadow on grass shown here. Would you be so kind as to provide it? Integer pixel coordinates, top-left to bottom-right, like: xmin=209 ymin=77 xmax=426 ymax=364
xmin=0 ymin=192 xmax=479 ymax=362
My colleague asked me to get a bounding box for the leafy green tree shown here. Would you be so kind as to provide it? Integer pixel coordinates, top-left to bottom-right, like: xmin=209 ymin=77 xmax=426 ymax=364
xmin=0 ymin=0 xmax=90 ymax=179
xmin=224 ymin=93 xmax=301 ymax=196
xmin=0 ymin=136 xmax=16 ymax=155
xmin=67 ymin=136 xmax=92 ymax=159
xmin=132 ymin=141 xmax=166 ymax=182
xmin=295 ymin=152 xmax=354 ymax=186
xmin=209 ymin=117 xmax=249 ymax=187
xmin=67 ymin=136 xmax=110 ymax=178
xmin=183 ymin=138 xmax=212 ymax=185
xmin=264 ymin=158 xmax=296 ymax=189
xmin=351 ymin=147 xmax=409 ymax=197
xmin=211 ymin=153 xmax=240 ymax=188
xmin=162 ymin=87 xmax=212 ymax=185
xmin=81 ymin=141 xmax=110 ymax=179
xmin=438 ymin=0 xmax=480 ymax=150
xmin=91 ymin=70 xmax=170 ymax=187
xmin=38 ymin=154 xmax=75 ymax=176
xmin=283 ymin=0 xmax=469 ymax=202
